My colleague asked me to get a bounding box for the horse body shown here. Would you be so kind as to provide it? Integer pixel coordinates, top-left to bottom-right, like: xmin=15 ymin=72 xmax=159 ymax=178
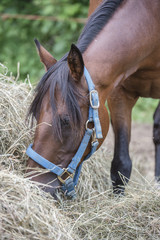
xmin=85 ymin=0 xmax=160 ymax=192
xmin=27 ymin=0 xmax=160 ymax=196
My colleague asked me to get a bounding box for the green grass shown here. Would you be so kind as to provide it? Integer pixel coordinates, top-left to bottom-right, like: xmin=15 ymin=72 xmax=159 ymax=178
xmin=106 ymin=98 xmax=159 ymax=124
xmin=132 ymin=98 xmax=159 ymax=123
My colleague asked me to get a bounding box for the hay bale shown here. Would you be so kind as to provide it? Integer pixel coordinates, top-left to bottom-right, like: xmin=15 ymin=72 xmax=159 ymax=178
xmin=0 ymin=63 xmax=160 ymax=240
xmin=0 ymin=63 xmax=33 ymax=172
xmin=70 ymin=178 xmax=160 ymax=240
xmin=0 ymin=171 xmax=77 ymax=240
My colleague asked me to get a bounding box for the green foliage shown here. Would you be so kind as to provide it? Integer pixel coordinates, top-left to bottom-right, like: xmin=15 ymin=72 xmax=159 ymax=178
xmin=106 ymin=98 xmax=159 ymax=124
xmin=0 ymin=0 xmax=88 ymax=82
xmin=132 ymin=98 xmax=159 ymax=123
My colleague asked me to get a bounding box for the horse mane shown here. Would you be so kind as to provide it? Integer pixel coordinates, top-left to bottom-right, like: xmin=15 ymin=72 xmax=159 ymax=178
xmin=28 ymin=0 xmax=124 ymax=140
xmin=78 ymin=0 xmax=124 ymax=53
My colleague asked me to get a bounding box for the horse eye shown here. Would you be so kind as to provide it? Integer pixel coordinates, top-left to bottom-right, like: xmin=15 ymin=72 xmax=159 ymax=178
xmin=60 ymin=115 xmax=70 ymax=127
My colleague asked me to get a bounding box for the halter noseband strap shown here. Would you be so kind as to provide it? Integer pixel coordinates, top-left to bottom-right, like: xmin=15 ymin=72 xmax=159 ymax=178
xmin=26 ymin=66 xmax=103 ymax=199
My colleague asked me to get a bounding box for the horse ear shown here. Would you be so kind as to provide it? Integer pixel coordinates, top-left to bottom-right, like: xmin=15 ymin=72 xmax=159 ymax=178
xmin=67 ymin=44 xmax=84 ymax=82
xmin=34 ymin=39 xmax=57 ymax=71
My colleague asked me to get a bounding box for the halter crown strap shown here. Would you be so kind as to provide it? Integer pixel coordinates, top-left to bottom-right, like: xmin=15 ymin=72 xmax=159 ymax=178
xmin=26 ymin=66 xmax=103 ymax=199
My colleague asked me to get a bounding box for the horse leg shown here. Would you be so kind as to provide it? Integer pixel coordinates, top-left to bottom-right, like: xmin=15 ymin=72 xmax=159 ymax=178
xmin=108 ymin=88 xmax=138 ymax=194
xmin=153 ymin=101 xmax=160 ymax=182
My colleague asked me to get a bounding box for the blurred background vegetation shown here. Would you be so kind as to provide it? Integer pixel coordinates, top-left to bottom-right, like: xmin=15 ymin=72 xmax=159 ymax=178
xmin=0 ymin=0 xmax=159 ymax=123
xmin=0 ymin=0 xmax=88 ymax=81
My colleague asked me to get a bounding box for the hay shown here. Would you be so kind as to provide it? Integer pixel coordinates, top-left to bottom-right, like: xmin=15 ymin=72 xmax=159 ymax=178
xmin=0 ymin=63 xmax=33 ymax=173
xmin=0 ymin=64 xmax=160 ymax=240
xmin=0 ymin=172 xmax=76 ymax=240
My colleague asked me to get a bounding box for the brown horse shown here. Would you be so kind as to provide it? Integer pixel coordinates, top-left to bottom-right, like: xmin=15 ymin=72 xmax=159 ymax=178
xmin=27 ymin=0 xmax=160 ymax=197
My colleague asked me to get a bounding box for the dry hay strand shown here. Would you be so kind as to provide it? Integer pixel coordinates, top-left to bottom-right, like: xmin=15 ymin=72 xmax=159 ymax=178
xmin=0 ymin=63 xmax=160 ymax=240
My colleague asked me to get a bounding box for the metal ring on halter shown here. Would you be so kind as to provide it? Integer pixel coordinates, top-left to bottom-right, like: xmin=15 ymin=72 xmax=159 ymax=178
xmin=85 ymin=119 xmax=94 ymax=130
xmin=85 ymin=120 xmax=97 ymax=143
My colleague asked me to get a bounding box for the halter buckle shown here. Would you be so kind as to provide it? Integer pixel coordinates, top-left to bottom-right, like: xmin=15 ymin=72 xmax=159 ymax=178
xmin=90 ymin=90 xmax=100 ymax=109
xmin=57 ymin=168 xmax=73 ymax=184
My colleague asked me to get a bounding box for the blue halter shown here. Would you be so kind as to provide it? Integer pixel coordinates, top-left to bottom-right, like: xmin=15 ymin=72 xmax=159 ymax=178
xmin=26 ymin=66 xmax=103 ymax=199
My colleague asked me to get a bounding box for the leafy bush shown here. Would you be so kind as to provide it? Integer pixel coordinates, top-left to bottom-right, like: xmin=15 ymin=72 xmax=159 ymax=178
xmin=132 ymin=98 xmax=159 ymax=123
xmin=0 ymin=0 xmax=88 ymax=82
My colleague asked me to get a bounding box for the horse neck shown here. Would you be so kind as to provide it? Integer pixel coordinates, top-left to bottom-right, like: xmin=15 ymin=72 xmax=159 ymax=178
xmin=83 ymin=0 xmax=160 ymax=97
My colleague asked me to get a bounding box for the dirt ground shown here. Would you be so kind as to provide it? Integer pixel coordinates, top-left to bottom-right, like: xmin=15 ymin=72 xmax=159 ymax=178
xmin=104 ymin=122 xmax=155 ymax=181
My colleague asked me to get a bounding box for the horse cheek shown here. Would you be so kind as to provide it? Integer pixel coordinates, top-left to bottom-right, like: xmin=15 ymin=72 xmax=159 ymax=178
xmin=99 ymin=105 xmax=110 ymax=147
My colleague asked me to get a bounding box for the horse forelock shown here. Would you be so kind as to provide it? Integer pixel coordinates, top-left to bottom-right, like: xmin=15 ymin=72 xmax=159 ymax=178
xmin=28 ymin=57 xmax=86 ymax=141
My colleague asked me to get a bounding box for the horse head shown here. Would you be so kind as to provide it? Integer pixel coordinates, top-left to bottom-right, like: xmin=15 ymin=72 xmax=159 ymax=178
xmin=26 ymin=40 xmax=109 ymax=198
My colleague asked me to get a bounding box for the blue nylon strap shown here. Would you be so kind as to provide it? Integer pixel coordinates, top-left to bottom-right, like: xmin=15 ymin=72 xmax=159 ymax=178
xmin=88 ymin=106 xmax=93 ymax=122
xmin=84 ymin=140 xmax=99 ymax=161
xmin=73 ymin=140 xmax=99 ymax=186
xmin=93 ymin=112 xmax=103 ymax=139
xmin=67 ymin=128 xmax=93 ymax=173
xmin=26 ymin=144 xmax=64 ymax=176
xmin=73 ymin=163 xmax=83 ymax=186
xmin=91 ymin=92 xmax=103 ymax=139
xmin=61 ymin=177 xmax=77 ymax=199
xmin=84 ymin=67 xmax=95 ymax=91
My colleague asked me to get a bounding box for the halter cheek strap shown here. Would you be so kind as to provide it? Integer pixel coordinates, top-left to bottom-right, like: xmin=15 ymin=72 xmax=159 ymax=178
xmin=26 ymin=66 xmax=103 ymax=199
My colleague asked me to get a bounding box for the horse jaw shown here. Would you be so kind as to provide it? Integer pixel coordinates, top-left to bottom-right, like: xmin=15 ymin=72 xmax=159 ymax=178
xmin=26 ymin=161 xmax=61 ymax=199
